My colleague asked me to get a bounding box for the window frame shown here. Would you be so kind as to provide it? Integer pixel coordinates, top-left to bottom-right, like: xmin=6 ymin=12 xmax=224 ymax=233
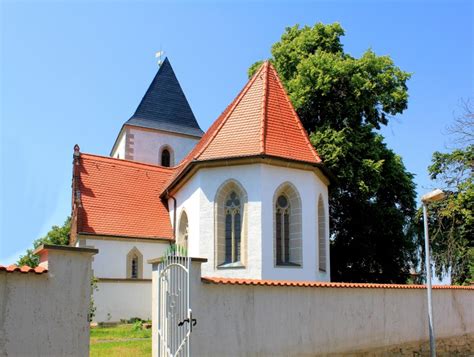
xmin=214 ymin=179 xmax=248 ymax=269
xmin=178 ymin=210 xmax=189 ymax=252
xmin=158 ymin=145 xmax=174 ymax=167
xmin=318 ymin=194 xmax=327 ymax=272
xmin=126 ymin=247 xmax=143 ymax=279
xmin=223 ymin=191 xmax=242 ymax=265
xmin=273 ymin=182 xmax=303 ymax=268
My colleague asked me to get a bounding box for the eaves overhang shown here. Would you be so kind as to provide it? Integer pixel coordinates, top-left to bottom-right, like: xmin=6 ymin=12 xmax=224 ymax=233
xmin=161 ymin=155 xmax=335 ymax=199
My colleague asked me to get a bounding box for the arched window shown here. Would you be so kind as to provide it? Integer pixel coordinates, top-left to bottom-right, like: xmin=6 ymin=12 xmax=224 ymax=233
xmin=161 ymin=149 xmax=171 ymax=167
xmin=275 ymin=194 xmax=290 ymax=264
xmin=273 ymin=183 xmax=302 ymax=266
xmin=215 ymin=180 xmax=248 ymax=267
xmin=318 ymin=195 xmax=327 ymax=272
xmin=224 ymin=192 xmax=241 ymax=264
xmin=178 ymin=210 xmax=189 ymax=251
xmin=126 ymin=247 xmax=143 ymax=279
xmin=131 ymin=255 xmax=139 ymax=278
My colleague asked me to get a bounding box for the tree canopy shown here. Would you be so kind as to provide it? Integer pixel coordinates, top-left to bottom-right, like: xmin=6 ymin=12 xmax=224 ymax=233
xmin=17 ymin=216 xmax=71 ymax=267
xmin=423 ymin=102 xmax=473 ymax=285
xmin=250 ymin=23 xmax=417 ymax=283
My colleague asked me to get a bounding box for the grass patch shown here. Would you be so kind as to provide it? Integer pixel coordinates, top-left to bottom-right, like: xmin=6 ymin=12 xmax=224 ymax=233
xmin=90 ymin=339 xmax=151 ymax=357
xmin=90 ymin=324 xmax=151 ymax=342
xmin=90 ymin=324 xmax=151 ymax=356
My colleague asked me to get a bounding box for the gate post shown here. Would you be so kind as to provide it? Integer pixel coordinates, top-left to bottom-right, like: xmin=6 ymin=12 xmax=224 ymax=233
xmin=149 ymin=256 xmax=207 ymax=357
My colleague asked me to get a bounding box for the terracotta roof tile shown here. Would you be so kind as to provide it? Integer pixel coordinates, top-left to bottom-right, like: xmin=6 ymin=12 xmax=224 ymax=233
xmin=75 ymin=153 xmax=174 ymax=240
xmin=165 ymin=61 xmax=322 ymax=192
xmin=202 ymin=277 xmax=474 ymax=290
xmin=0 ymin=265 xmax=48 ymax=274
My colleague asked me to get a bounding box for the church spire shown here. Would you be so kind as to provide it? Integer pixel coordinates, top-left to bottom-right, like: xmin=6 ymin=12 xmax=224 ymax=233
xmin=126 ymin=58 xmax=203 ymax=138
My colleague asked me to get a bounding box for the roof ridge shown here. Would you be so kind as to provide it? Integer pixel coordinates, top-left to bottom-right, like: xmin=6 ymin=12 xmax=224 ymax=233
xmin=80 ymin=153 xmax=176 ymax=173
xmin=193 ymin=63 xmax=268 ymax=161
xmin=259 ymin=61 xmax=270 ymax=154
xmin=267 ymin=63 xmax=321 ymax=162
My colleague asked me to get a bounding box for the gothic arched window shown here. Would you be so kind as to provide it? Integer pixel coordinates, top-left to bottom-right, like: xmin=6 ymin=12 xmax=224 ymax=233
xmin=318 ymin=195 xmax=327 ymax=271
xmin=224 ymin=191 xmax=241 ymax=264
xmin=131 ymin=255 xmax=139 ymax=278
xmin=178 ymin=210 xmax=189 ymax=251
xmin=273 ymin=183 xmax=302 ymax=266
xmin=126 ymin=247 xmax=143 ymax=279
xmin=275 ymin=194 xmax=290 ymax=264
xmin=215 ymin=180 xmax=248 ymax=268
xmin=161 ymin=149 xmax=171 ymax=167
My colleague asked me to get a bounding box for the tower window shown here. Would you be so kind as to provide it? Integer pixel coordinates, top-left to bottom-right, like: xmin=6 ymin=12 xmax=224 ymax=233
xmin=161 ymin=149 xmax=171 ymax=167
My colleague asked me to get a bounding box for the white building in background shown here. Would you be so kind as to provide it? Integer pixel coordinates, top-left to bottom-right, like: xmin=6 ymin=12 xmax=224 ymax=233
xmin=70 ymin=58 xmax=331 ymax=322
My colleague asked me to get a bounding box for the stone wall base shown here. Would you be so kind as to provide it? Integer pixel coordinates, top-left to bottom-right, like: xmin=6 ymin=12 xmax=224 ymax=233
xmin=345 ymin=334 xmax=474 ymax=356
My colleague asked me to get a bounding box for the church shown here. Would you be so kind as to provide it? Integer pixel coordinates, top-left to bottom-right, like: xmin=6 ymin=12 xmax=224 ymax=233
xmin=70 ymin=58 xmax=331 ymax=323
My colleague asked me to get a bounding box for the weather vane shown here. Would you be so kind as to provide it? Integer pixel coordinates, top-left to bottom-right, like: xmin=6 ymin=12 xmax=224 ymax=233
xmin=155 ymin=49 xmax=165 ymax=66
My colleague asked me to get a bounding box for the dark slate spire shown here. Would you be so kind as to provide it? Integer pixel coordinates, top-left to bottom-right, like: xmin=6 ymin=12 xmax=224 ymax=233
xmin=126 ymin=58 xmax=204 ymax=137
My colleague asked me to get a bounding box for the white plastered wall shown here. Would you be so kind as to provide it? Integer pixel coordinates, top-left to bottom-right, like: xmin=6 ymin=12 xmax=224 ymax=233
xmin=127 ymin=126 xmax=200 ymax=166
xmin=172 ymin=164 xmax=263 ymax=279
xmin=81 ymin=236 xmax=170 ymax=322
xmin=94 ymin=281 xmax=152 ymax=323
xmin=190 ymin=263 xmax=474 ymax=356
xmin=0 ymin=247 xmax=96 ymax=356
xmin=170 ymin=174 xmax=202 ymax=257
xmin=152 ymin=261 xmax=474 ymax=357
xmin=83 ymin=237 xmax=169 ymax=279
xmin=170 ymin=163 xmax=329 ymax=281
xmin=111 ymin=130 xmax=126 ymax=159
xmin=260 ymin=164 xmax=329 ymax=281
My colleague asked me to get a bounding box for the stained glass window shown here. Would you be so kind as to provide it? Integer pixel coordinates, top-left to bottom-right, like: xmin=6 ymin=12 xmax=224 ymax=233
xmin=276 ymin=194 xmax=290 ymax=265
xmin=224 ymin=191 xmax=241 ymax=264
xmin=131 ymin=256 xmax=138 ymax=279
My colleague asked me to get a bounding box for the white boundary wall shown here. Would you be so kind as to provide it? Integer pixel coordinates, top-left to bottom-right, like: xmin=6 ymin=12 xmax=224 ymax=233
xmin=152 ymin=260 xmax=474 ymax=356
xmin=94 ymin=280 xmax=152 ymax=323
xmin=0 ymin=245 xmax=97 ymax=357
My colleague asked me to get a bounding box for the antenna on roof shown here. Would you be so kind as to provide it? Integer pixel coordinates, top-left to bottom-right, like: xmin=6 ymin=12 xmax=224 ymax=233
xmin=155 ymin=49 xmax=165 ymax=66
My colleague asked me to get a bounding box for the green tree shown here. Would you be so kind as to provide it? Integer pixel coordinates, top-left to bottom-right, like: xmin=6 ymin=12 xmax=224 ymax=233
xmin=250 ymin=23 xmax=417 ymax=282
xmin=17 ymin=216 xmax=71 ymax=267
xmin=424 ymin=102 xmax=473 ymax=285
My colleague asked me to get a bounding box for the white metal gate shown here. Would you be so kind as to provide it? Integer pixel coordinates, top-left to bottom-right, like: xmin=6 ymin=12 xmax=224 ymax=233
xmin=157 ymin=249 xmax=194 ymax=357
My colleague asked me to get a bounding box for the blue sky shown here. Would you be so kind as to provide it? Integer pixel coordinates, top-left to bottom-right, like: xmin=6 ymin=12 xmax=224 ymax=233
xmin=1 ymin=0 xmax=473 ymax=264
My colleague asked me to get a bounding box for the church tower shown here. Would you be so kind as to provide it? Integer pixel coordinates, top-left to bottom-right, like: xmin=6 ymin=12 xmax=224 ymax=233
xmin=110 ymin=58 xmax=203 ymax=166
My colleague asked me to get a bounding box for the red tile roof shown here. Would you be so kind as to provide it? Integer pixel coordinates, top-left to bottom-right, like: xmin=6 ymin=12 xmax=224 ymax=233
xmin=202 ymin=277 xmax=474 ymax=290
xmin=0 ymin=265 xmax=48 ymax=274
xmin=75 ymin=153 xmax=175 ymax=240
xmin=72 ymin=63 xmax=326 ymax=238
xmin=165 ymin=62 xmax=322 ymax=193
